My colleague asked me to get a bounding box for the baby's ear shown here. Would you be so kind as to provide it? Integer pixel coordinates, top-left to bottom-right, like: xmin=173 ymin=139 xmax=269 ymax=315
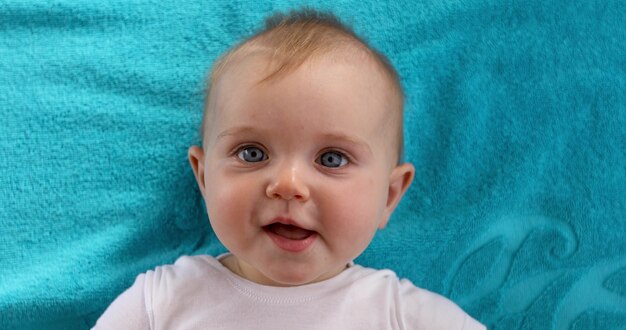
xmin=188 ymin=146 xmax=207 ymax=197
xmin=379 ymin=163 xmax=415 ymax=229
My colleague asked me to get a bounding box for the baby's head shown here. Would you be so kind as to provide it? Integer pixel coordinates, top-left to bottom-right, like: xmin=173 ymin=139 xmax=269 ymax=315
xmin=189 ymin=8 xmax=415 ymax=287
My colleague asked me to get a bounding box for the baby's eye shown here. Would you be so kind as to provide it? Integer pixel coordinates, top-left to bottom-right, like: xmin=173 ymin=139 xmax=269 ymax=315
xmin=317 ymin=151 xmax=348 ymax=168
xmin=237 ymin=146 xmax=267 ymax=163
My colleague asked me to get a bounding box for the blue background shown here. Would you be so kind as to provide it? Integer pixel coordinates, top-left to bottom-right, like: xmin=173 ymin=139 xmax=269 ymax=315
xmin=1 ymin=1 xmax=625 ymax=329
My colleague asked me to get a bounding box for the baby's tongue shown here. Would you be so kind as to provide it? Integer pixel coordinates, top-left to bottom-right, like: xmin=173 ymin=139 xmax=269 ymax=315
xmin=269 ymin=224 xmax=313 ymax=240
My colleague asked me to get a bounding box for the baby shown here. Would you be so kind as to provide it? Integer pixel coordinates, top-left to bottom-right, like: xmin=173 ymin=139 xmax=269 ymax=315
xmin=94 ymin=8 xmax=485 ymax=330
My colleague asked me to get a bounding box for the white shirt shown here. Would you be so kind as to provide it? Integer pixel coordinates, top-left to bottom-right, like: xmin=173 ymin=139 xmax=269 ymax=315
xmin=93 ymin=254 xmax=485 ymax=330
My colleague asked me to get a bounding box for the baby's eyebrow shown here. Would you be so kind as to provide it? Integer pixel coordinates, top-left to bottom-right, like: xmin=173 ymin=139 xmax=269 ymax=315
xmin=321 ymin=133 xmax=372 ymax=154
xmin=216 ymin=126 xmax=262 ymax=140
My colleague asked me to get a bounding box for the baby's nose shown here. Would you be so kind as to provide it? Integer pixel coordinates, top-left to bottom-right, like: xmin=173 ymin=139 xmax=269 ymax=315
xmin=265 ymin=163 xmax=310 ymax=201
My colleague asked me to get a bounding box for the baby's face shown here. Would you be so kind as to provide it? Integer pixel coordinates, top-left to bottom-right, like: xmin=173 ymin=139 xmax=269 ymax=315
xmin=190 ymin=53 xmax=413 ymax=286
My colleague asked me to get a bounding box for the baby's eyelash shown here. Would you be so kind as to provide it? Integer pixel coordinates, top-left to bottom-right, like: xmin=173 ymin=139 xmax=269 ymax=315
xmin=340 ymin=150 xmax=354 ymax=163
xmin=231 ymin=143 xmax=265 ymax=155
xmin=317 ymin=148 xmax=354 ymax=165
xmin=327 ymin=148 xmax=352 ymax=159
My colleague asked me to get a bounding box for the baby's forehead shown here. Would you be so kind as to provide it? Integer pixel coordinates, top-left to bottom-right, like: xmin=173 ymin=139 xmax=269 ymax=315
xmin=213 ymin=51 xmax=397 ymax=120
xmin=220 ymin=40 xmax=384 ymax=79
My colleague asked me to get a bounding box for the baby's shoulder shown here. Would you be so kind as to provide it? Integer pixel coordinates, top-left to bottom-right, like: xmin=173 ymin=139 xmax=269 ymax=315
xmin=151 ymin=254 xmax=216 ymax=274
xmin=350 ymin=265 xmax=485 ymax=329
xmin=145 ymin=254 xmax=225 ymax=291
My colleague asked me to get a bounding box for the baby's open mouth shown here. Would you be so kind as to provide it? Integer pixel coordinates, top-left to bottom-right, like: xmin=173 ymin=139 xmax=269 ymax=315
xmin=263 ymin=223 xmax=316 ymax=240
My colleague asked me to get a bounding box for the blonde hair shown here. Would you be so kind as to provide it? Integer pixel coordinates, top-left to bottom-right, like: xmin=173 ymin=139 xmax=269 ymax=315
xmin=200 ymin=8 xmax=406 ymax=163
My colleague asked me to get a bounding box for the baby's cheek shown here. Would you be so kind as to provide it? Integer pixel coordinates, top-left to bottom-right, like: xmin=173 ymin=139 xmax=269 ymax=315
xmin=205 ymin=177 xmax=240 ymax=220
xmin=326 ymin=188 xmax=381 ymax=233
xmin=326 ymin=204 xmax=379 ymax=260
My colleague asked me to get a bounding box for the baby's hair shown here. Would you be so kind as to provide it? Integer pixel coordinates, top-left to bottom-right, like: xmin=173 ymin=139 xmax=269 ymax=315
xmin=200 ymin=8 xmax=406 ymax=163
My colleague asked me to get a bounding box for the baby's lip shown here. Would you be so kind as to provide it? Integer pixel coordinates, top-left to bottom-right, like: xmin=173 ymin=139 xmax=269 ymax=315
xmin=263 ymin=217 xmax=318 ymax=252
xmin=265 ymin=216 xmax=312 ymax=231
xmin=262 ymin=216 xmax=317 ymax=240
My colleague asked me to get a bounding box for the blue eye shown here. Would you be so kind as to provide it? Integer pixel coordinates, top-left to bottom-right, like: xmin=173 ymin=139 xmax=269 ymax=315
xmin=237 ymin=146 xmax=267 ymax=162
xmin=318 ymin=151 xmax=348 ymax=168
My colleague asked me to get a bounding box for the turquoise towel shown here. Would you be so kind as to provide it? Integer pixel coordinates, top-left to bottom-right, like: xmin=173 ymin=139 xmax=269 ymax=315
xmin=1 ymin=1 xmax=624 ymax=329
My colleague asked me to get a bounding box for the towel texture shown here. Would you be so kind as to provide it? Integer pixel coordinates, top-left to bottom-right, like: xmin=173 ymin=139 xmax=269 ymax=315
xmin=1 ymin=1 xmax=624 ymax=329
